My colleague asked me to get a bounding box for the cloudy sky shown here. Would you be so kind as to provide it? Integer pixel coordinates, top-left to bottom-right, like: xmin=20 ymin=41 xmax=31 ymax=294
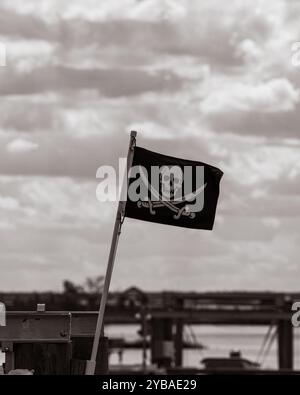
xmin=0 ymin=0 xmax=299 ymax=292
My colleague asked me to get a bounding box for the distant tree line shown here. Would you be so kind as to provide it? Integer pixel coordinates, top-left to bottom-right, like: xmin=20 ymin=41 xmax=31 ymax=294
xmin=63 ymin=276 xmax=104 ymax=295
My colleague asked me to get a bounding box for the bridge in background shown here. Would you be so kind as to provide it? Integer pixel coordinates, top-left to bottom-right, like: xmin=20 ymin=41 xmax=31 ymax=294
xmin=0 ymin=288 xmax=299 ymax=374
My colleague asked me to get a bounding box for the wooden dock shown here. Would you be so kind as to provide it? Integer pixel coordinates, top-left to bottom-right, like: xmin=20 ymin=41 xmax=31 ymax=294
xmin=0 ymin=289 xmax=299 ymax=374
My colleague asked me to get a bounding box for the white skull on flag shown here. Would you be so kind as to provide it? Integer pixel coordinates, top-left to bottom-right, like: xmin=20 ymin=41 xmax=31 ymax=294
xmin=160 ymin=165 xmax=183 ymax=200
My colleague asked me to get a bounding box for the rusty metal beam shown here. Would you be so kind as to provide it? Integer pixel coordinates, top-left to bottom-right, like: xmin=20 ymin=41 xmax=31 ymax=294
xmin=0 ymin=312 xmax=71 ymax=343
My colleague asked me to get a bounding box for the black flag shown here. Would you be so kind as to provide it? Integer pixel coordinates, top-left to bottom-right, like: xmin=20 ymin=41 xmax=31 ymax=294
xmin=125 ymin=147 xmax=223 ymax=230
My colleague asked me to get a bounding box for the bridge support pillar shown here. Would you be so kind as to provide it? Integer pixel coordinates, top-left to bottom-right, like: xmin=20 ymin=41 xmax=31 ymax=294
xmin=174 ymin=319 xmax=183 ymax=367
xmin=277 ymin=320 xmax=293 ymax=370
xmin=150 ymin=318 xmax=174 ymax=368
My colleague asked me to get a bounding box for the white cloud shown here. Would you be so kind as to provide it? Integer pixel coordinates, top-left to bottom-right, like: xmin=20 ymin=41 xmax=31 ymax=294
xmin=221 ymin=144 xmax=300 ymax=186
xmin=127 ymin=121 xmax=175 ymax=139
xmin=0 ymin=176 xmax=113 ymax=228
xmin=1 ymin=0 xmax=186 ymax=22
xmin=200 ymin=78 xmax=299 ymax=114
xmin=235 ymin=39 xmax=264 ymax=63
xmin=0 ymin=220 xmax=15 ymax=230
xmin=0 ymin=195 xmax=20 ymax=210
xmin=5 ymin=38 xmax=56 ymax=73
xmin=6 ymin=138 xmax=39 ymax=153
xmin=262 ymin=217 xmax=281 ymax=228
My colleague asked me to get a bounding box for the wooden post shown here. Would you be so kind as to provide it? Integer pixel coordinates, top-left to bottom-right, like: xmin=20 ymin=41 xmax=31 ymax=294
xmin=151 ymin=317 xmax=174 ymax=368
xmin=71 ymin=337 xmax=109 ymax=375
xmin=174 ymin=319 xmax=183 ymax=367
xmin=277 ymin=297 xmax=293 ymax=370
xmin=174 ymin=297 xmax=183 ymax=367
xmin=2 ymin=341 xmax=14 ymax=373
xmin=85 ymin=131 xmax=137 ymax=375
xmin=278 ymin=320 xmax=293 ymax=370
xmin=141 ymin=307 xmax=147 ymax=372
xmin=14 ymin=343 xmax=72 ymax=375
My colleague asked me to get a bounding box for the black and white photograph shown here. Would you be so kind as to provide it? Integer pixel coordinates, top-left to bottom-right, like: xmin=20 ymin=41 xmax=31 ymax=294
xmin=0 ymin=0 xmax=300 ymax=382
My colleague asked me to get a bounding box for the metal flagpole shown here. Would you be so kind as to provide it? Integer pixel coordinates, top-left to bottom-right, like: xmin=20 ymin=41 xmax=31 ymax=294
xmin=85 ymin=131 xmax=137 ymax=375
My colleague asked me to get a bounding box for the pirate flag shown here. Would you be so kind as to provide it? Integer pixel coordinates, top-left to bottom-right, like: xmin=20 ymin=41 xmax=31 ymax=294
xmin=125 ymin=146 xmax=223 ymax=230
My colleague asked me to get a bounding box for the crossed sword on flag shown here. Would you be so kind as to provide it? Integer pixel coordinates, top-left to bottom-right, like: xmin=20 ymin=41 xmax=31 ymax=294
xmin=136 ymin=169 xmax=207 ymax=220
